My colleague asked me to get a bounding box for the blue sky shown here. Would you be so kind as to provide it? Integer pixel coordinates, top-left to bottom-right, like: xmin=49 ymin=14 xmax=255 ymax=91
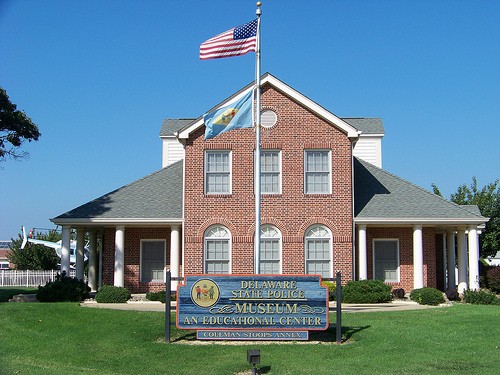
xmin=1 ymin=0 xmax=499 ymax=239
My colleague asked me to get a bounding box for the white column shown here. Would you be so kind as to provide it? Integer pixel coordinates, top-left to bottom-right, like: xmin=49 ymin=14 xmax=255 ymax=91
xmin=468 ymin=226 xmax=480 ymax=291
xmin=61 ymin=226 xmax=71 ymax=275
xmin=88 ymin=231 xmax=98 ymax=292
xmin=442 ymin=234 xmax=447 ymax=290
xmin=358 ymin=225 xmax=367 ymax=280
xmin=413 ymin=225 xmax=424 ymax=289
xmin=456 ymin=230 xmax=468 ymax=294
xmin=170 ymin=225 xmax=180 ymax=291
xmin=114 ymin=226 xmax=125 ymax=288
xmin=97 ymin=232 xmax=103 ymax=289
xmin=76 ymin=228 xmax=85 ymax=280
xmin=446 ymin=231 xmax=456 ymax=289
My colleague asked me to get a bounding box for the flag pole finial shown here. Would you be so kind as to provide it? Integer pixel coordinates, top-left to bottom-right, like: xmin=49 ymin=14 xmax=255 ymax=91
xmin=256 ymin=2 xmax=262 ymax=15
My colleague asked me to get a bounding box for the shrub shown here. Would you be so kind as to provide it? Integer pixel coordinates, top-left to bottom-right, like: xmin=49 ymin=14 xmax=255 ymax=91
xmin=95 ymin=285 xmax=131 ymax=303
xmin=463 ymin=289 xmax=499 ymax=305
xmin=146 ymin=290 xmax=166 ymax=303
xmin=486 ymin=266 xmax=500 ymax=293
xmin=36 ymin=272 xmax=90 ymax=302
xmin=392 ymin=288 xmax=405 ymax=299
xmin=410 ymin=287 xmax=444 ymax=306
xmin=146 ymin=290 xmax=176 ymax=303
xmin=445 ymin=288 xmax=459 ymax=301
xmin=321 ymin=281 xmax=337 ymax=301
xmin=342 ymin=280 xmax=392 ymax=304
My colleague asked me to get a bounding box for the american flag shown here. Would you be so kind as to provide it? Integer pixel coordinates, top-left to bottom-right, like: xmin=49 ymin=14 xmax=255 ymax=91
xmin=200 ymin=19 xmax=258 ymax=60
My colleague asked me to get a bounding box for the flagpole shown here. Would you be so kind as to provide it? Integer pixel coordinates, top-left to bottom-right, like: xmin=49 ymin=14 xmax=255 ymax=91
xmin=254 ymin=2 xmax=262 ymax=274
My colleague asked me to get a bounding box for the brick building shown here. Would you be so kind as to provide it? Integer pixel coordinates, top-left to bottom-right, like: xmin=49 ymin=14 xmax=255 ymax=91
xmin=52 ymin=74 xmax=487 ymax=294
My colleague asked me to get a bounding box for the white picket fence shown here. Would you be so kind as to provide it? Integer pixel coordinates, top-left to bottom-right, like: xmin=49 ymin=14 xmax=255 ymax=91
xmin=0 ymin=269 xmax=77 ymax=287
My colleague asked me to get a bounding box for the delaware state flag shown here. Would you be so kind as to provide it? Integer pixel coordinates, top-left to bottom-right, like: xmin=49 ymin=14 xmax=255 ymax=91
xmin=204 ymin=90 xmax=253 ymax=140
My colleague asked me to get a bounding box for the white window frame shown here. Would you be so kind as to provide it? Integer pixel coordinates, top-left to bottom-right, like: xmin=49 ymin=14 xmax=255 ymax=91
xmin=205 ymin=150 xmax=232 ymax=195
xmin=140 ymin=239 xmax=166 ymax=283
xmin=259 ymin=225 xmax=282 ymax=274
xmin=304 ymin=225 xmax=332 ymax=278
xmin=372 ymin=239 xmax=400 ymax=283
xmin=260 ymin=150 xmax=282 ymax=194
xmin=304 ymin=149 xmax=331 ymax=194
xmin=204 ymin=225 xmax=231 ymax=274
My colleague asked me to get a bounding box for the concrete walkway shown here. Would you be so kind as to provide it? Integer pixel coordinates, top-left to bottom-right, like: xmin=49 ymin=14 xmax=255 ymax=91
xmin=80 ymin=300 xmax=446 ymax=313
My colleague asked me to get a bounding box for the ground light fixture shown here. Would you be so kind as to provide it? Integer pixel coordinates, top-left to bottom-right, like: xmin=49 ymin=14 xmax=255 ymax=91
xmin=247 ymin=349 xmax=261 ymax=374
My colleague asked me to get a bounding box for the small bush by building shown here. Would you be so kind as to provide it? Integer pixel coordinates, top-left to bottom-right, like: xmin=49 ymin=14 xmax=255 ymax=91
xmin=146 ymin=290 xmax=176 ymax=303
xmin=36 ymin=272 xmax=90 ymax=302
xmin=463 ymin=289 xmax=499 ymax=305
xmin=146 ymin=290 xmax=166 ymax=303
xmin=321 ymin=281 xmax=336 ymax=301
xmin=410 ymin=287 xmax=445 ymax=306
xmin=342 ymin=279 xmax=392 ymax=304
xmin=486 ymin=266 xmax=500 ymax=293
xmin=392 ymin=288 xmax=405 ymax=299
xmin=95 ymin=285 xmax=131 ymax=303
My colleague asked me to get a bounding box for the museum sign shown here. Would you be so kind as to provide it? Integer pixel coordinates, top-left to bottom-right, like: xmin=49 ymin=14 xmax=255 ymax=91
xmin=176 ymin=275 xmax=329 ymax=339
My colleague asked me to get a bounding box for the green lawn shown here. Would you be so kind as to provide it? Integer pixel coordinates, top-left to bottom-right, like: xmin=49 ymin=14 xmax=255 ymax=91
xmin=0 ymin=299 xmax=498 ymax=375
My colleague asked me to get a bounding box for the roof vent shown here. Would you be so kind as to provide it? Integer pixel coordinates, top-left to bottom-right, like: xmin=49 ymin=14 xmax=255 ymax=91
xmin=261 ymin=109 xmax=277 ymax=128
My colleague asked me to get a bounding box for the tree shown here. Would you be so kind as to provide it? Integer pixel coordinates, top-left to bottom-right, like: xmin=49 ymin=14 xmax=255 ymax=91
xmin=8 ymin=230 xmax=60 ymax=270
xmin=433 ymin=178 xmax=499 ymax=258
xmin=0 ymin=87 xmax=41 ymax=162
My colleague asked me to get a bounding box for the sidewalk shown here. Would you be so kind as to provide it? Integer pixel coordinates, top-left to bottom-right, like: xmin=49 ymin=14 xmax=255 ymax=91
xmin=80 ymin=299 xmax=446 ymax=313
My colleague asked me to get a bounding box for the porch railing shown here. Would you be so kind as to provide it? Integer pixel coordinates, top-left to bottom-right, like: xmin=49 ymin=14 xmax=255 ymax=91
xmin=0 ymin=269 xmax=77 ymax=287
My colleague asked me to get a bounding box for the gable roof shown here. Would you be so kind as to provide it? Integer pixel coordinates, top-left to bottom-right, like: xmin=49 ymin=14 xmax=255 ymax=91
xmin=177 ymin=73 xmax=361 ymax=139
xmin=160 ymin=119 xmax=195 ymax=137
xmin=343 ymin=118 xmax=384 ymax=135
xmin=51 ymin=160 xmax=183 ymax=225
xmin=354 ymin=158 xmax=487 ymax=225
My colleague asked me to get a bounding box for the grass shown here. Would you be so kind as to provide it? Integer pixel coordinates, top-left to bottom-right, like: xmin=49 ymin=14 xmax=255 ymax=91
xmin=0 ymin=295 xmax=499 ymax=374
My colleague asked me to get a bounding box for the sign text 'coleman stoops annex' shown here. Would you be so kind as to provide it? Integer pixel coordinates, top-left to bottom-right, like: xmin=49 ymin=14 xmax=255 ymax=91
xmin=176 ymin=275 xmax=329 ymax=341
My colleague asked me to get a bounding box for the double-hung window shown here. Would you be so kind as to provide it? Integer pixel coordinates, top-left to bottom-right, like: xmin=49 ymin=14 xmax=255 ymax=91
xmin=304 ymin=150 xmax=331 ymax=194
xmin=205 ymin=225 xmax=231 ymax=274
xmin=205 ymin=151 xmax=231 ymax=194
xmin=260 ymin=225 xmax=281 ymax=274
xmin=260 ymin=150 xmax=281 ymax=194
xmin=373 ymin=239 xmax=399 ymax=282
xmin=305 ymin=225 xmax=332 ymax=277
xmin=141 ymin=240 xmax=166 ymax=282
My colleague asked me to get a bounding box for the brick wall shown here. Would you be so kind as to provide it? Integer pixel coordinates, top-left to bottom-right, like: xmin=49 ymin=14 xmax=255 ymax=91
xmin=363 ymin=227 xmax=437 ymax=292
xmin=102 ymin=227 xmax=173 ymax=293
xmin=184 ymin=85 xmax=354 ymax=280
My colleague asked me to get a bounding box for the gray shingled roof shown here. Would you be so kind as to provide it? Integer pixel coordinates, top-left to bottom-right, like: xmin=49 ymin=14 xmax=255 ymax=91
xmin=354 ymin=157 xmax=486 ymax=222
xmin=52 ymin=160 xmax=183 ymax=221
xmin=160 ymin=119 xmax=195 ymax=137
xmin=343 ymin=118 xmax=384 ymax=134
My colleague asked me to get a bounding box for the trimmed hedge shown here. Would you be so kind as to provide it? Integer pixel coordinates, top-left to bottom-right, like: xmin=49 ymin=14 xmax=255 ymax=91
xmin=95 ymin=285 xmax=131 ymax=303
xmin=410 ymin=287 xmax=444 ymax=306
xmin=342 ymin=280 xmax=392 ymax=304
xmin=146 ymin=290 xmax=176 ymax=303
xmin=146 ymin=290 xmax=166 ymax=303
xmin=463 ymin=289 xmax=499 ymax=305
xmin=36 ymin=273 xmax=90 ymax=302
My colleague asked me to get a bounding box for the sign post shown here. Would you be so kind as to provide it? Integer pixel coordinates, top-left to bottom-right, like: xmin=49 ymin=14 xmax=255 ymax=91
xmin=165 ymin=271 xmax=171 ymax=344
xmin=335 ymin=271 xmax=342 ymax=344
